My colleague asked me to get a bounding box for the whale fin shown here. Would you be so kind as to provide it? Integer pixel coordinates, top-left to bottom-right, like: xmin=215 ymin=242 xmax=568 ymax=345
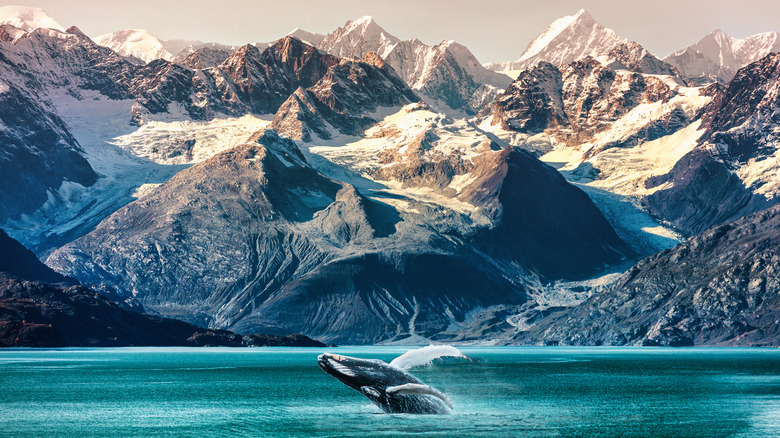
xmin=386 ymin=383 xmax=453 ymax=408
xmin=389 ymin=345 xmax=465 ymax=370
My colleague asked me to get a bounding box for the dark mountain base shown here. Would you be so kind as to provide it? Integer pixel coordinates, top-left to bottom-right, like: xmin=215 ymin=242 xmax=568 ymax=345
xmin=511 ymin=205 xmax=780 ymax=347
xmin=0 ymin=274 xmax=324 ymax=347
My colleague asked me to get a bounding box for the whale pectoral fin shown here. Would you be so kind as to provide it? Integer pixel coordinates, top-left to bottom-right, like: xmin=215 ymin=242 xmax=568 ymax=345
xmin=386 ymin=383 xmax=453 ymax=408
xmin=389 ymin=345 xmax=464 ymax=369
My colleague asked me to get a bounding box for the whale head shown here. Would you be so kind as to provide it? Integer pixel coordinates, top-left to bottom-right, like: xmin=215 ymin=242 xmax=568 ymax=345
xmin=317 ymin=352 xmax=452 ymax=414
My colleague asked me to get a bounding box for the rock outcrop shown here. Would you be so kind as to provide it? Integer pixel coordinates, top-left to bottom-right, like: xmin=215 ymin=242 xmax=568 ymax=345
xmin=491 ymin=58 xmax=679 ymax=149
xmin=271 ymin=52 xmax=418 ymax=140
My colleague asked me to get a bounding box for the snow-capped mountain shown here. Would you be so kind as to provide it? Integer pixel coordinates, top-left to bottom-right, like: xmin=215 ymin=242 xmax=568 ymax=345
xmin=384 ymin=39 xmax=512 ymax=113
xmin=271 ymin=51 xmax=418 ymax=141
xmin=286 ymin=28 xmax=325 ymax=46
xmin=488 ymin=9 xmax=627 ymax=73
xmin=47 ymin=123 xmax=629 ymax=343
xmin=0 ymin=5 xmax=63 ymax=32
xmin=646 ymin=53 xmax=780 ymax=235
xmin=3 ymin=5 xmax=780 ymax=346
xmin=92 ymin=29 xmax=204 ymax=63
xmin=664 ymin=29 xmax=780 ymax=85
xmin=317 ymin=16 xmax=511 ymax=114
xmin=318 ymin=15 xmax=399 ymax=59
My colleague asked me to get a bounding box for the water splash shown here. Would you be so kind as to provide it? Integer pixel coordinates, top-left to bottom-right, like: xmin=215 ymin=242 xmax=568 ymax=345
xmin=389 ymin=345 xmax=466 ymax=370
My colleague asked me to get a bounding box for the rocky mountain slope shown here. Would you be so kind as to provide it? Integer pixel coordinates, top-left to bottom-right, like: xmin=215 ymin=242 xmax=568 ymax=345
xmin=47 ymin=119 xmax=630 ymax=343
xmin=270 ymin=51 xmax=419 ymax=140
xmin=0 ymin=229 xmax=325 ymax=347
xmin=646 ymin=53 xmax=780 ymax=235
xmin=0 ymin=78 xmax=97 ymax=224
xmin=665 ymin=29 xmax=780 ymax=85
xmin=490 ymin=58 xmax=686 ymax=151
xmin=513 ymin=204 xmax=780 ymax=347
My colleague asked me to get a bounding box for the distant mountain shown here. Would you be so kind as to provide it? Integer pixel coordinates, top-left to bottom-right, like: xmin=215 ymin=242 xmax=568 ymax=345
xmin=92 ymin=28 xmax=237 ymax=65
xmin=318 ymin=15 xmax=399 ymax=59
xmin=488 ymin=9 xmax=626 ymax=72
xmin=487 ymin=9 xmax=679 ymax=80
xmin=317 ymin=16 xmax=511 ymax=114
xmin=286 ymin=28 xmax=325 ymax=46
xmin=93 ymin=29 xmax=186 ymax=63
xmin=664 ymin=29 xmax=780 ymax=85
xmin=0 ymin=5 xmax=63 ymax=32
xmin=513 ymin=204 xmax=780 ymax=347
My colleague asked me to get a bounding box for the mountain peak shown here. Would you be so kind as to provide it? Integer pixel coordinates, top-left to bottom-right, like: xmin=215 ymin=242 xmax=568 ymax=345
xmin=710 ymin=28 xmax=730 ymax=37
xmin=512 ymin=9 xmax=625 ymax=70
xmin=318 ymin=14 xmax=399 ymax=59
xmin=575 ymin=9 xmax=592 ymax=18
xmin=0 ymin=5 xmax=64 ymax=32
xmin=665 ymin=28 xmax=780 ymax=84
xmin=286 ymin=28 xmax=325 ymax=45
xmin=93 ymin=28 xmax=173 ymax=63
xmin=352 ymin=15 xmax=375 ymax=25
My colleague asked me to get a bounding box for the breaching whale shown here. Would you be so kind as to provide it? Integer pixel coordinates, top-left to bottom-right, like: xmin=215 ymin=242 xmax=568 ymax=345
xmin=317 ymin=345 xmax=463 ymax=415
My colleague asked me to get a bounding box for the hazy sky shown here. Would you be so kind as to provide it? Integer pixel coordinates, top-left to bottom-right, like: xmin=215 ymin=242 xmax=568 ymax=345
xmin=6 ymin=0 xmax=780 ymax=63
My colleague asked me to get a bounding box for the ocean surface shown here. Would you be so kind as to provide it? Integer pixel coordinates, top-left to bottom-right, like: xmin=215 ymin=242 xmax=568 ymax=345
xmin=1 ymin=347 xmax=778 ymax=437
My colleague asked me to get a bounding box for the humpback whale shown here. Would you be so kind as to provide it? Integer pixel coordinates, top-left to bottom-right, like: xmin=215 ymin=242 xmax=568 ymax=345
xmin=317 ymin=345 xmax=463 ymax=415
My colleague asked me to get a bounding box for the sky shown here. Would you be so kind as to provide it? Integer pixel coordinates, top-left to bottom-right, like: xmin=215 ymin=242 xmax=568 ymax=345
xmin=4 ymin=0 xmax=780 ymax=64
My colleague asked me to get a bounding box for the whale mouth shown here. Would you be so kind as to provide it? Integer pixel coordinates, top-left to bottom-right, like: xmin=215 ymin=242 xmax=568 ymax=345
xmin=318 ymin=353 xmax=356 ymax=378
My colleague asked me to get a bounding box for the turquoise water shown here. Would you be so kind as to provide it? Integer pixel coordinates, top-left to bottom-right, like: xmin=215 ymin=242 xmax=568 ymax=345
xmin=1 ymin=347 xmax=779 ymax=437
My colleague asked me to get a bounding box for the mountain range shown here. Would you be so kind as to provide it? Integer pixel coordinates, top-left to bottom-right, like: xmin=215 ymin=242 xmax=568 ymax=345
xmin=0 ymin=5 xmax=778 ymax=346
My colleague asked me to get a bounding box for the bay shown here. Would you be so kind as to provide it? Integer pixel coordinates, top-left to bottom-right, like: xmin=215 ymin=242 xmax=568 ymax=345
xmin=1 ymin=347 xmax=778 ymax=437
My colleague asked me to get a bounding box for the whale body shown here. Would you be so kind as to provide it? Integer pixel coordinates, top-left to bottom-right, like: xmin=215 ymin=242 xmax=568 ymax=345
xmin=318 ymin=346 xmax=461 ymax=415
